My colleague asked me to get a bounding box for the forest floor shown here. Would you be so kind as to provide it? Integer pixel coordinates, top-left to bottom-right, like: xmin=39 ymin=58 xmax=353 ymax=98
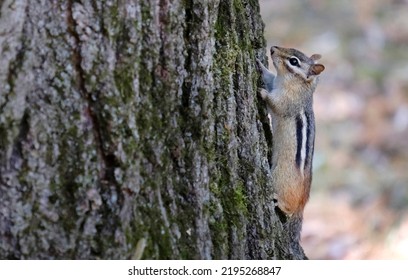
xmin=302 ymin=192 xmax=408 ymax=259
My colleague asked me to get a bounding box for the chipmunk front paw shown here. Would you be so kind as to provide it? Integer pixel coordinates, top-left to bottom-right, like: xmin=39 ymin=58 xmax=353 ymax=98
xmin=259 ymin=88 xmax=269 ymax=100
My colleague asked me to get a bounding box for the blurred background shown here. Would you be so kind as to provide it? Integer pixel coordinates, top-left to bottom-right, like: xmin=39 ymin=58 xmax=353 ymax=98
xmin=259 ymin=0 xmax=408 ymax=259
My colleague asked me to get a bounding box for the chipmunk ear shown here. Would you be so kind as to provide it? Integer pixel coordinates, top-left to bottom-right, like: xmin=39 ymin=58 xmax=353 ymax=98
xmin=308 ymin=64 xmax=325 ymax=76
xmin=310 ymin=54 xmax=322 ymax=61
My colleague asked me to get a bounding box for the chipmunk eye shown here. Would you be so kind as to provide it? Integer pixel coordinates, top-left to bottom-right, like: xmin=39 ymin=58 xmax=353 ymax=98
xmin=289 ymin=57 xmax=300 ymax=67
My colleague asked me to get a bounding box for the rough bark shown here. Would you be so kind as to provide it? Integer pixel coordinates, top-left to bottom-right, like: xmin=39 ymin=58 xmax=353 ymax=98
xmin=0 ymin=0 xmax=306 ymax=259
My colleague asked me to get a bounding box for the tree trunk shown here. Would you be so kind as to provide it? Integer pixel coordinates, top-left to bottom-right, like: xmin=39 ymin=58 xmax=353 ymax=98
xmin=0 ymin=0 xmax=306 ymax=259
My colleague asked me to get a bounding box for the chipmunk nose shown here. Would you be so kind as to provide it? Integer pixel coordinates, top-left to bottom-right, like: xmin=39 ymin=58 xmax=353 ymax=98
xmin=270 ymin=46 xmax=278 ymax=55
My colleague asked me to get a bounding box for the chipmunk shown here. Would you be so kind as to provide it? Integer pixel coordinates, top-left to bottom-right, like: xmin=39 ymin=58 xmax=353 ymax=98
xmin=256 ymin=46 xmax=324 ymax=236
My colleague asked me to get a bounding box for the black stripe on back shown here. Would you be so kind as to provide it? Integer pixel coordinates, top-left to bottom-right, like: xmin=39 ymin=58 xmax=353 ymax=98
xmin=295 ymin=115 xmax=303 ymax=168
xmin=305 ymin=112 xmax=315 ymax=170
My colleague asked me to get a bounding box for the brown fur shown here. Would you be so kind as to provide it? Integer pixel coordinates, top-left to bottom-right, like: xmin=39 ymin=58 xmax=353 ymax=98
xmin=258 ymin=46 xmax=325 ymax=218
xmin=271 ymin=115 xmax=312 ymax=216
xmin=276 ymin=173 xmax=311 ymax=215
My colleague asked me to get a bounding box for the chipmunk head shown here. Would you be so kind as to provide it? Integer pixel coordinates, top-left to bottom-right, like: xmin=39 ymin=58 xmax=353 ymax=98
xmin=270 ymin=46 xmax=325 ymax=87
